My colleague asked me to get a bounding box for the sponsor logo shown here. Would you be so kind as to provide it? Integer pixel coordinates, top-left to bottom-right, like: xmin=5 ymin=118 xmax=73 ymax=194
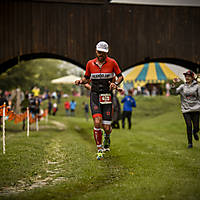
xmin=94 ymin=105 xmax=99 ymax=110
xmin=91 ymin=73 xmax=114 ymax=79
xmin=106 ymin=111 xmax=110 ymax=116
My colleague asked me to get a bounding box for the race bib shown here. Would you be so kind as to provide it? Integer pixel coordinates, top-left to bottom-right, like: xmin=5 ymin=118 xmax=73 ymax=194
xmin=99 ymin=94 xmax=112 ymax=104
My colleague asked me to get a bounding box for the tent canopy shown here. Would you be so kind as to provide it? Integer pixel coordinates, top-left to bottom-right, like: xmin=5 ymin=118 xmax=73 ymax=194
xmin=51 ymin=74 xmax=80 ymax=84
xmin=123 ymin=62 xmax=189 ymax=87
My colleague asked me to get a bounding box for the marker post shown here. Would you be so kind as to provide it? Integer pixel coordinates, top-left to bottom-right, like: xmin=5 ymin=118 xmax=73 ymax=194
xmin=2 ymin=103 xmax=6 ymax=154
xmin=46 ymin=110 xmax=48 ymax=124
xmin=36 ymin=115 xmax=39 ymax=132
xmin=27 ymin=107 xmax=30 ymax=137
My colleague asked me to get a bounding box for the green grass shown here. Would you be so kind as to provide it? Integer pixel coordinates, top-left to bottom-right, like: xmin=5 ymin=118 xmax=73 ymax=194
xmin=0 ymin=96 xmax=200 ymax=200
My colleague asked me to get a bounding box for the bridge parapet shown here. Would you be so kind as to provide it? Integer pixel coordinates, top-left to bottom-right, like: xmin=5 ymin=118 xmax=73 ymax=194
xmin=0 ymin=0 xmax=200 ymax=73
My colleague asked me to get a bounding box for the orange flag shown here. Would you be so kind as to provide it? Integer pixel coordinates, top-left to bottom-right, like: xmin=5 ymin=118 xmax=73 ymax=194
xmin=8 ymin=112 xmax=16 ymax=121
xmin=14 ymin=114 xmax=21 ymax=124
xmin=5 ymin=107 xmax=9 ymax=116
xmin=29 ymin=114 xmax=36 ymax=124
xmin=0 ymin=108 xmax=3 ymax=116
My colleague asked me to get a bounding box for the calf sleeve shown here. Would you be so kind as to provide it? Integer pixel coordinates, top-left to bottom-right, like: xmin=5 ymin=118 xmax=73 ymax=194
xmin=103 ymin=127 xmax=112 ymax=148
xmin=93 ymin=127 xmax=102 ymax=149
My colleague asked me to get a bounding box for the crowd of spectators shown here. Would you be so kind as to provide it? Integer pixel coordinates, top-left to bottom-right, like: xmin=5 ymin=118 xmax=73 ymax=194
xmin=0 ymin=81 xmax=177 ymax=131
xmin=124 ymin=82 xmax=173 ymax=97
xmin=0 ymin=86 xmax=81 ymax=121
xmin=0 ymin=86 xmax=62 ymax=116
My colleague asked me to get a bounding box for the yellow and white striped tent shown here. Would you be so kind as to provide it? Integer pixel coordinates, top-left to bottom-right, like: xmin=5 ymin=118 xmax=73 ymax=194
xmin=123 ymin=62 xmax=187 ymax=87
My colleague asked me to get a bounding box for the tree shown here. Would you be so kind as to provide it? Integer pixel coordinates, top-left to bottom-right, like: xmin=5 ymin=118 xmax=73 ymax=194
xmin=0 ymin=58 xmax=70 ymax=92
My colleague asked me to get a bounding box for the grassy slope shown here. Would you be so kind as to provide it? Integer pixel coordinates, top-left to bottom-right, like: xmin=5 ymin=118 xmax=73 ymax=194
xmin=0 ymin=96 xmax=200 ymax=200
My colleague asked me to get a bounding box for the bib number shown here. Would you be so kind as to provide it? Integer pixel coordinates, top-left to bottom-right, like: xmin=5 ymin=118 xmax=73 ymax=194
xmin=99 ymin=94 xmax=112 ymax=104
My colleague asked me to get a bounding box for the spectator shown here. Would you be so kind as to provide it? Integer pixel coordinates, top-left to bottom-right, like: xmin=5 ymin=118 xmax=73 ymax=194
xmin=29 ymin=94 xmax=36 ymax=116
xmin=171 ymin=71 xmax=200 ymax=148
xmin=137 ymin=85 xmax=142 ymax=95
xmin=0 ymin=93 xmax=8 ymax=130
xmin=48 ymin=98 xmax=52 ymax=115
xmin=51 ymin=91 xmax=57 ymax=99
xmin=70 ymin=99 xmax=76 ymax=116
xmin=0 ymin=93 xmax=8 ymax=106
xmin=111 ymin=91 xmax=121 ymax=129
xmin=152 ymin=86 xmax=157 ymax=96
xmin=165 ymin=82 xmax=171 ymax=96
xmin=83 ymin=102 xmax=89 ymax=121
xmin=43 ymin=87 xmax=49 ymax=100
xmin=143 ymin=87 xmax=150 ymax=96
xmin=64 ymin=99 xmax=70 ymax=116
xmin=57 ymin=90 xmax=61 ymax=104
xmin=52 ymin=102 xmax=58 ymax=116
xmin=32 ymin=86 xmax=40 ymax=97
xmin=121 ymin=89 xmax=136 ymax=130
xmin=133 ymin=88 xmax=137 ymax=96
xmin=20 ymin=94 xmax=30 ymax=131
xmin=29 ymin=95 xmax=40 ymax=118
xmin=34 ymin=97 xmax=40 ymax=116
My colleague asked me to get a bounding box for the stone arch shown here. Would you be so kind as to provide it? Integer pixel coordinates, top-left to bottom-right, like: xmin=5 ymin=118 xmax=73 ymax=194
xmin=0 ymin=53 xmax=85 ymax=74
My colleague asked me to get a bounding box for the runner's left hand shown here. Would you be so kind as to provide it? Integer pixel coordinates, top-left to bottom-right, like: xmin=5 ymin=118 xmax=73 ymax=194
xmin=117 ymin=87 xmax=124 ymax=93
xmin=109 ymin=81 xmax=118 ymax=90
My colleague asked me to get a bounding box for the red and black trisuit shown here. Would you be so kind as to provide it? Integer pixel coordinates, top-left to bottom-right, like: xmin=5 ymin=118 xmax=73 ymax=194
xmin=84 ymin=56 xmax=122 ymax=125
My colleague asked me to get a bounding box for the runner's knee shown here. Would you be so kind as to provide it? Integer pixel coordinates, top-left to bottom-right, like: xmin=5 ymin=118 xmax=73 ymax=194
xmin=103 ymin=124 xmax=112 ymax=134
xmin=94 ymin=117 xmax=102 ymax=128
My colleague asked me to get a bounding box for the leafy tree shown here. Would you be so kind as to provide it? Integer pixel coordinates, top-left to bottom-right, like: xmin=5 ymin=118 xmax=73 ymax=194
xmin=0 ymin=58 xmax=71 ymax=92
xmin=0 ymin=61 xmax=35 ymax=91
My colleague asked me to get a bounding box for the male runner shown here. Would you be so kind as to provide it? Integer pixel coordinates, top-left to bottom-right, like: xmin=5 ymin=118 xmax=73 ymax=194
xmin=75 ymin=41 xmax=124 ymax=160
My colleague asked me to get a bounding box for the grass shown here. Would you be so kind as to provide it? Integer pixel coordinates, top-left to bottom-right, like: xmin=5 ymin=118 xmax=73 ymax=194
xmin=0 ymin=96 xmax=200 ymax=200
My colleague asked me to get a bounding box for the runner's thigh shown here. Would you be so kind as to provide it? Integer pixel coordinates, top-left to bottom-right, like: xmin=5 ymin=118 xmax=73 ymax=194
xmin=101 ymin=104 xmax=112 ymax=122
xmin=90 ymin=92 xmax=101 ymax=117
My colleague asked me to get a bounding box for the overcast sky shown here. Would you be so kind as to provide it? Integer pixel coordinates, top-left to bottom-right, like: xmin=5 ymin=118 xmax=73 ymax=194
xmin=111 ymin=0 xmax=200 ymax=7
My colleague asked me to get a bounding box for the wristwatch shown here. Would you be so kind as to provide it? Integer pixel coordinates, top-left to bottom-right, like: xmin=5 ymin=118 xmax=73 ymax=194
xmin=114 ymin=82 xmax=119 ymax=86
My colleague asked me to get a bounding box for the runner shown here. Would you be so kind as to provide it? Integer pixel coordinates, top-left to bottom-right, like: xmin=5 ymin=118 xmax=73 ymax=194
xmin=75 ymin=41 xmax=124 ymax=159
xmin=172 ymin=70 xmax=200 ymax=148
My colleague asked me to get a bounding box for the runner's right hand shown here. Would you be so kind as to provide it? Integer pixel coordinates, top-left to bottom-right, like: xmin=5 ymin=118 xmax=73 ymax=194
xmin=75 ymin=80 xmax=82 ymax=85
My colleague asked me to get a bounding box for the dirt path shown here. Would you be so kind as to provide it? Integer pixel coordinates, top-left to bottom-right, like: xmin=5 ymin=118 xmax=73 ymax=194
xmin=0 ymin=120 xmax=67 ymax=196
xmin=49 ymin=120 xmax=66 ymax=130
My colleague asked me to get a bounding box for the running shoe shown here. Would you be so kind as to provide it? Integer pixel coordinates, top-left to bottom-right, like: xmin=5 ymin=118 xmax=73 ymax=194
xmin=96 ymin=149 xmax=104 ymax=160
xmin=187 ymin=144 xmax=193 ymax=148
xmin=103 ymin=147 xmax=110 ymax=152
xmin=193 ymin=133 xmax=199 ymax=141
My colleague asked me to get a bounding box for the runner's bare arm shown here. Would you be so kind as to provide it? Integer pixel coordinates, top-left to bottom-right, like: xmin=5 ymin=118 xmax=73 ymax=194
xmin=75 ymin=77 xmax=90 ymax=85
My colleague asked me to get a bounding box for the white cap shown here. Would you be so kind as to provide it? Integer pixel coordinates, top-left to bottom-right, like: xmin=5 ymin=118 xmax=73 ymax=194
xmin=96 ymin=41 xmax=109 ymax=53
